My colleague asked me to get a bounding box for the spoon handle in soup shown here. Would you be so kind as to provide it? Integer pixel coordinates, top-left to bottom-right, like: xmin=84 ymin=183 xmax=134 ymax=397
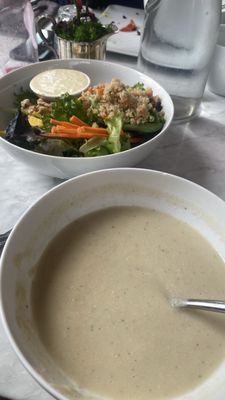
xmin=172 ymin=298 xmax=225 ymax=313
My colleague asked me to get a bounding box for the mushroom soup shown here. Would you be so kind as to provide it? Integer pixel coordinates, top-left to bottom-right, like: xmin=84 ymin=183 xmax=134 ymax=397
xmin=31 ymin=206 xmax=225 ymax=399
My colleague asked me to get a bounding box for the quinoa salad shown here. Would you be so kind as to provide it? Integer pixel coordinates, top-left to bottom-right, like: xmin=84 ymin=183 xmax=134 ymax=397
xmin=3 ymin=78 xmax=166 ymax=158
xmin=80 ymin=78 xmax=164 ymax=125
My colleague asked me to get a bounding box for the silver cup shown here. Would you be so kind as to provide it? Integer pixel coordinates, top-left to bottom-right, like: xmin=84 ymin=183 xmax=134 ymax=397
xmin=36 ymin=14 xmax=117 ymax=60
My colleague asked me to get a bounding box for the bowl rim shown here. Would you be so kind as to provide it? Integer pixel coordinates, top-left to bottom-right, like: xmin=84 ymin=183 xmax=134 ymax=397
xmin=0 ymin=58 xmax=174 ymax=161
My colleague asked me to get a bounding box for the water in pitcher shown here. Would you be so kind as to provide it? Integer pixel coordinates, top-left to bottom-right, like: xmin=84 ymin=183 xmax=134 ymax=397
xmin=138 ymin=0 xmax=221 ymax=121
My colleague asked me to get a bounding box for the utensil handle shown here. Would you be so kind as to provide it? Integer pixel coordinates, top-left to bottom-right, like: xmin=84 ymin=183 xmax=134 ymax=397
xmin=177 ymin=298 xmax=225 ymax=313
xmin=36 ymin=14 xmax=58 ymax=58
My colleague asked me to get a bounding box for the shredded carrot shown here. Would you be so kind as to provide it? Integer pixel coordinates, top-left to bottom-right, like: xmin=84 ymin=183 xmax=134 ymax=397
xmin=77 ymin=126 xmax=108 ymax=135
xmin=51 ymin=126 xmax=57 ymax=134
xmin=69 ymin=115 xmax=88 ymax=126
xmin=77 ymin=132 xmax=106 ymax=139
xmin=51 ymin=125 xmax=107 ymax=137
xmin=48 ymin=124 xmax=108 ymax=139
xmin=95 ymin=86 xmax=105 ymax=96
xmin=50 ymin=118 xmax=79 ymax=129
xmin=79 ymin=125 xmax=126 ymax=137
xmin=42 ymin=132 xmax=106 ymax=140
xmin=87 ymin=84 xmax=105 ymax=95
xmin=45 ymin=115 xmax=127 ymax=140
xmin=51 ymin=126 xmax=79 ymax=135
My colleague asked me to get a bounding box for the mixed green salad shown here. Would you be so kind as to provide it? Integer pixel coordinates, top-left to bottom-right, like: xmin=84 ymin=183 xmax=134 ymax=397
xmin=2 ymin=78 xmax=166 ymax=158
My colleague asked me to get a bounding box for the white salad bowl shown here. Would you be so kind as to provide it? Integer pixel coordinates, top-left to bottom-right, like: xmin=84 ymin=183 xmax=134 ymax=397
xmin=0 ymin=59 xmax=174 ymax=179
xmin=1 ymin=168 xmax=225 ymax=400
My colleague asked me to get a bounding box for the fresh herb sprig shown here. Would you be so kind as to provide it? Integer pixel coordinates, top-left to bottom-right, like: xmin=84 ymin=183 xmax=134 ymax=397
xmin=42 ymin=93 xmax=90 ymax=131
xmin=55 ymin=0 xmax=114 ymax=42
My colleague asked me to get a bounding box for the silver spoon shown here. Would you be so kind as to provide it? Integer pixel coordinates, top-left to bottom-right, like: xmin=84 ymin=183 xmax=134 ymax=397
xmin=171 ymin=298 xmax=225 ymax=313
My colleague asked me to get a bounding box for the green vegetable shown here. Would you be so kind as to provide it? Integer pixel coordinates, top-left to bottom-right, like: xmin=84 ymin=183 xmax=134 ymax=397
xmin=80 ymin=136 xmax=109 ymax=156
xmin=105 ymin=115 xmax=123 ymax=153
xmin=54 ymin=0 xmax=114 ymax=43
xmin=42 ymin=93 xmax=90 ymax=131
xmin=34 ymin=139 xmax=80 ymax=157
xmin=14 ymin=88 xmax=37 ymax=108
xmin=131 ymin=82 xmax=145 ymax=90
xmin=120 ymin=135 xmax=131 ymax=152
xmin=123 ymin=121 xmax=164 ymax=135
xmin=80 ymin=116 xmax=131 ymax=157
xmin=55 ymin=20 xmax=114 ymax=42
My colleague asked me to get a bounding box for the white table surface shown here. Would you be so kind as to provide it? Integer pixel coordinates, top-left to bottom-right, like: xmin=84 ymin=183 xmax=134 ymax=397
xmin=1 ymin=50 xmax=225 ymax=399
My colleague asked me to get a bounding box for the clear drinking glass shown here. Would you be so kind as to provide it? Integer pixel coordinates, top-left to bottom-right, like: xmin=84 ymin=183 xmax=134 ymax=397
xmin=0 ymin=0 xmax=39 ymax=76
xmin=138 ymin=0 xmax=222 ymax=121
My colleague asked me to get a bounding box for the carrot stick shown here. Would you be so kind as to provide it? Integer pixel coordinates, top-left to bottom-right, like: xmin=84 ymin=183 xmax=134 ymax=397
xmin=52 ymin=126 xmax=107 ymax=137
xmin=51 ymin=126 xmax=79 ymax=135
xmin=51 ymin=126 xmax=57 ymax=134
xmin=79 ymin=125 xmax=126 ymax=137
xmin=51 ymin=126 xmax=108 ymax=138
xmin=70 ymin=115 xmax=88 ymax=126
xmin=48 ymin=125 xmax=107 ymax=139
xmin=41 ymin=132 xmax=106 ymax=139
xmin=76 ymin=130 xmax=108 ymax=138
xmin=77 ymin=126 xmax=108 ymax=135
xmin=50 ymin=118 xmax=79 ymax=128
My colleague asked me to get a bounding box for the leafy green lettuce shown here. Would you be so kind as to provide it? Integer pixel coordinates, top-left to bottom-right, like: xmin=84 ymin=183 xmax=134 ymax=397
xmin=105 ymin=115 xmax=122 ymax=153
xmin=80 ymin=115 xmax=130 ymax=157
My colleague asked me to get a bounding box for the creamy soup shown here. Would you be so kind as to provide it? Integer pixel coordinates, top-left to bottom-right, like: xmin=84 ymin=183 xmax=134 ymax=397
xmin=32 ymin=207 xmax=225 ymax=400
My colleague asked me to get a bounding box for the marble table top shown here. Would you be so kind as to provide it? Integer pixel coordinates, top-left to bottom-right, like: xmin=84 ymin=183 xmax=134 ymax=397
xmin=1 ymin=51 xmax=225 ymax=399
